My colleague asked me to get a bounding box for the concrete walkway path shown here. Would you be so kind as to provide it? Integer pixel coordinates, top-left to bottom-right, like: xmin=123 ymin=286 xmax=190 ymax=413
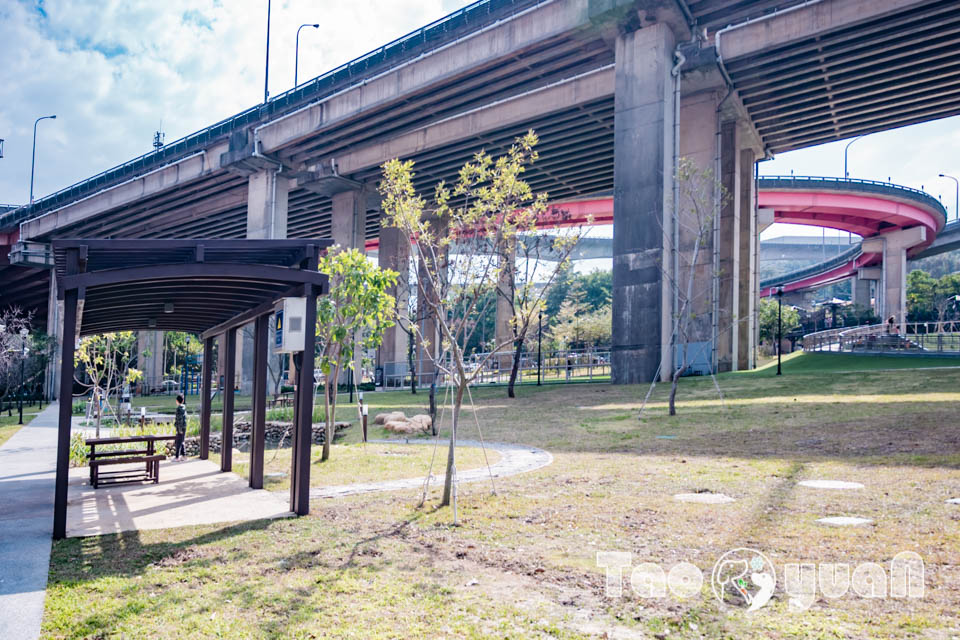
xmin=66 ymin=459 xmax=292 ymax=538
xmin=0 ymin=403 xmax=60 ymax=640
xmin=310 ymin=439 xmax=553 ymax=499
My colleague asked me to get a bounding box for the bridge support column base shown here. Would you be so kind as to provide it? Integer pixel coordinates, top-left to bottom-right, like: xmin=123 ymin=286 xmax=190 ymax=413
xmin=377 ymin=224 xmax=410 ymax=383
xmin=611 ymin=23 xmax=675 ymax=385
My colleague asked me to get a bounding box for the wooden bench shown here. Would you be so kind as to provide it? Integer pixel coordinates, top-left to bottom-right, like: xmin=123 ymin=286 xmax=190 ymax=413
xmin=86 ymin=434 xmax=177 ymax=489
xmin=91 ymin=454 xmax=166 ymax=488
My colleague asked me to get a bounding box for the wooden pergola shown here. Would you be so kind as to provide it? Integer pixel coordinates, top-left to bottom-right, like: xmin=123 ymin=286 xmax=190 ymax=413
xmin=52 ymin=239 xmax=331 ymax=539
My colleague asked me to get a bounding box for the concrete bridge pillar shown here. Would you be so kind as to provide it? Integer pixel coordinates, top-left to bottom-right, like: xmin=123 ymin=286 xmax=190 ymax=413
xmin=332 ymin=187 xmax=371 ymax=386
xmin=716 ymin=121 xmax=741 ymax=372
xmin=853 ymin=269 xmax=877 ymax=312
xmin=246 ymin=168 xmax=289 ymax=240
xmin=377 ymin=223 xmax=410 ymax=383
xmin=611 ymin=22 xmax=676 ymax=384
xmin=738 ymin=147 xmax=758 ymax=370
xmin=863 ymin=227 xmax=926 ymax=333
xmin=137 ymin=331 xmax=164 ymax=392
xmin=243 ymin=168 xmax=290 ymax=396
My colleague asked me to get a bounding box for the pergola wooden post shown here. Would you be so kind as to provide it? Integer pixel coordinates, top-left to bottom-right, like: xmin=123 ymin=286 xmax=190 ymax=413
xmin=290 ymin=261 xmax=318 ymax=515
xmin=220 ymin=328 xmax=237 ymax=472
xmin=199 ymin=336 xmax=213 ymax=459
xmin=49 ymin=239 xmax=329 ymax=540
xmin=249 ymin=314 xmax=269 ymax=489
xmin=52 ymin=248 xmax=80 ymax=540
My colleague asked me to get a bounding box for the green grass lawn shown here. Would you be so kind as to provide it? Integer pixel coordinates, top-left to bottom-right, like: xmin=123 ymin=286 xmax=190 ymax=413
xmin=0 ymin=405 xmax=41 ymax=447
xmin=745 ymin=350 xmax=960 ymax=374
xmin=43 ymin=359 xmax=960 ymax=639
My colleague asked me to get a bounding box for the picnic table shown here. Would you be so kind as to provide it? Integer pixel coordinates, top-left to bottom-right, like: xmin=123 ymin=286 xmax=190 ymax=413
xmin=270 ymin=392 xmax=294 ymax=409
xmin=86 ymin=434 xmax=177 ymax=488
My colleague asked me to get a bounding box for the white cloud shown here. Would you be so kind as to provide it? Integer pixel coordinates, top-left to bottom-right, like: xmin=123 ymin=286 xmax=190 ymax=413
xmin=0 ymin=0 xmax=468 ymax=205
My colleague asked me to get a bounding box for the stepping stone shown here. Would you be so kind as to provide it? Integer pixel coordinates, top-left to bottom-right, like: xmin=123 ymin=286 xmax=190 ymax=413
xmin=947 ymin=498 xmax=960 ymax=505
xmin=655 ymin=435 xmax=678 ymax=440
xmin=799 ymin=480 xmax=864 ymax=490
xmin=817 ymin=516 xmax=872 ymax=526
xmin=266 ymin=472 xmax=287 ymax=478
xmin=674 ymin=493 xmax=735 ymax=504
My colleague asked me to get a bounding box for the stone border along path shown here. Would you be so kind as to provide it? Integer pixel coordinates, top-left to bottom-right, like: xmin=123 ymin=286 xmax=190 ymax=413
xmin=304 ymin=439 xmax=553 ymax=500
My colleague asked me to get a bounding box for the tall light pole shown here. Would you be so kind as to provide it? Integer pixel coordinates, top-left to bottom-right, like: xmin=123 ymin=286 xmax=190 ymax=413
xmin=18 ymin=328 xmax=28 ymax=424
xmin=295 ymin=23 xmax=319 ymax=87
xmin=843 ymin=135 xmax=865 ymax=179
xmin=776 ymin=287 xmax=784 ymax=376
xmin=939 ymin=173 xmax=959 ymax=222
xmin=30 ymin=115 xmax=57 ymax=203
xmin=264 ymin=0 xmax=272 ymax=103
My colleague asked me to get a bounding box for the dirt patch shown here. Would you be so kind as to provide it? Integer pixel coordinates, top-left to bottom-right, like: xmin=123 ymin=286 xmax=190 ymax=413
xmin=152 ymin=545 xmax=209 ymax=568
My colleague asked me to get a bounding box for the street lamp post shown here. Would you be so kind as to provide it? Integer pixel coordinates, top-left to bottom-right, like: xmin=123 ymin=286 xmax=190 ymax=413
xmin=30 ymin=115 xmax=57 ymax=203
xmin=18 ymin=328 xmax=28 ymax=425
xmin=295 ymin=23 xmax=319 ymax=87
xmin=843 ymin=135 xmax=865 ymax=179
xmin=776 ymin=287 xmax=784 ymax=376
xmin=938 ymin=173 xmax=959 ymax=222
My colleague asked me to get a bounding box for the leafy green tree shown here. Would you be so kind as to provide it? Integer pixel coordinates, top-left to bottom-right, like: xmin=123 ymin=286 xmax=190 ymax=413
xmin=906 ymin=269 xmax=960 ymax=324
xmin=758 ymin=298 xmax=800 ymax=343
xmin=907 ymin=269 xmax=938 ymax=321
xmin=163 ymin=331 xmax=203 ymax=379
xmin=316 ymin=247 xmax=398 ymax=462
xmin=75 ymin=332 xmax=143 ymax=435
xmin=544 ymin=268 xmax=611 ymax=318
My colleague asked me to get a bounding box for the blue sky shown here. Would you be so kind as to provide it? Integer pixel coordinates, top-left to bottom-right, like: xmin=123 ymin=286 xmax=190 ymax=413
xmin=2 ymin=0 xmax=958 ymax=244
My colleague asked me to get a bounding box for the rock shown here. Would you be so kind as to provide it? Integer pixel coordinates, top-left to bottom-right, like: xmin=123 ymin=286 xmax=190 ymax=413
xmin=374 ymin=411 xmax=406 ymax=425
xmin=409 ymin=414 xmax=432 ymax=430
xmin=384 ymin=420 xmax=420 ymax=434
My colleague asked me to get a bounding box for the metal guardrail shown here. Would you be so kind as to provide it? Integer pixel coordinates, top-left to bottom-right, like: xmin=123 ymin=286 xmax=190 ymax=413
xmin=804 ymin=322 xmax=960 ymax=354
xmin=0 ymin=0 xmax=543 ymax=231
xmin=760 ymin=243 xmax=862 ymax=290
xmin=381 ymin=347 xmax=611 ymax=389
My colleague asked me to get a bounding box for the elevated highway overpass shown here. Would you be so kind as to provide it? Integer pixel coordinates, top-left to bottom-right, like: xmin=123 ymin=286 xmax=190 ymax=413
xmin=755 ymin=176 xmax=948 ymax=330
xmin=3 ymin=0 xmax=960 ymax=388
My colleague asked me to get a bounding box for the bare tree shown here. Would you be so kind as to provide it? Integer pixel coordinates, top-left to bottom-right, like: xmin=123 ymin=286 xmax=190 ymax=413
xmin=637 ymin=158 xmax=729 ymax=417
xmin=380 ymin=131 xmax=574 ymax=515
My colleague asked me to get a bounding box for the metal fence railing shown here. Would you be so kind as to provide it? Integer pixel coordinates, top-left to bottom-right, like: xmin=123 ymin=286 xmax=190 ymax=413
xmin=380 ymin=347 xmax=611 ymax=389
xmin=803 ymin=322 xmax=960 ymax=354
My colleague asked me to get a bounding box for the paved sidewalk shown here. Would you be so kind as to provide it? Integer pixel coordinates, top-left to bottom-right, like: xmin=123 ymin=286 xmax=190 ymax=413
xmin=0 ymin=403 xmax=60 ymax=640
xmin=310 ymin=438 xmax=553 ymax=499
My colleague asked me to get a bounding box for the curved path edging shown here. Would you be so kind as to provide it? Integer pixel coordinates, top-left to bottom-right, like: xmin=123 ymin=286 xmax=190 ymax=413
xmin=306 ymin=439 xmax=553 ymax=499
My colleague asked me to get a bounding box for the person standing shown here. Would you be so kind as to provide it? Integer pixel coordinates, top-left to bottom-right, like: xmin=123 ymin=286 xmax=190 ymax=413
xmin=173 ymin=394 xmax=187 ymax=461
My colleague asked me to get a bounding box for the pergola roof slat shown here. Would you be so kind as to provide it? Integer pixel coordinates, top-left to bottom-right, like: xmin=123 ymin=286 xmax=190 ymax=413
xmin=52 ymin=239 xmax=330 ymax=338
